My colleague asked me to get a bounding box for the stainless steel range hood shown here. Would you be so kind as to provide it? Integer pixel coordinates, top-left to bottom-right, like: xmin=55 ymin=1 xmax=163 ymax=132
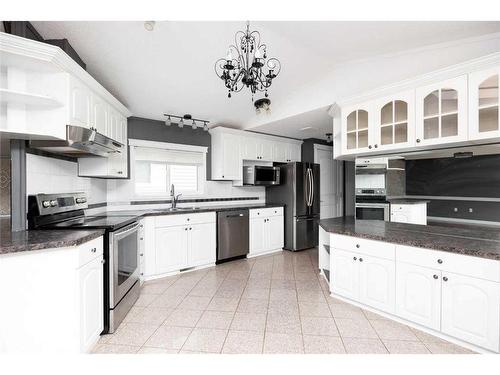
xmin=29 ymin=125 xmax=123 ymax=157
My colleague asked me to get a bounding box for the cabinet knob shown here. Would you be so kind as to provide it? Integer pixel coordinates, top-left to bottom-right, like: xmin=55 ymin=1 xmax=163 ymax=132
xmin=353 ymin=256 xmax=357 ymax=261
xmin=222 ymin=175 xmax=225 ymax=178
xmin=189 ymin=227 xmax=192 ymax=230
xmin=91 ymin=248 xmax=96 ymax=253
xmin=374 ymin=144 xmax=378 ymax=148
xmin=140 ymin=253 xmax=144 ymax=257
xmin=117 ymin=171 xmax=123 ymax=175
xmin=416 ymin=138 xmax=421 ymax=143
xmin=437 ymin=259 xmax=443 ymax=264
xmin=359 ymin=258 xmax=363 ymax=262
xmin=140 ymin=237 xmax=144 ymax=240
xmin=368 ymin=145 xmax=372 ymax=149
xmin=187 ymin=218 xmax=190 ymax=221
xmin=185 ymin=228 xmax=188 ymax=231
xmin=433 ymin=274 xmax=438 ymax=279
xmin=355 ymin=244 xmax=360 ymax=248
xmin=101 ymin=259 xmax=105 ymax=264
xmin=140 ymin=272 xmax=144 ymax=276
xmin=443 ymin=276 xmax=448 ymax=282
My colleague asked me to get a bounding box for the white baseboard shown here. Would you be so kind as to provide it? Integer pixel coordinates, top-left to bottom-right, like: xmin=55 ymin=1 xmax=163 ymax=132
xmin=142 ymin=262 xmax=216 ymax=282
xmin=246 ymin=248 xmax=283 ymax=259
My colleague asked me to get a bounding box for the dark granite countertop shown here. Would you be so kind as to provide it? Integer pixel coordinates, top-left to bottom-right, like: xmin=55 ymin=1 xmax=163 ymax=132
xmin=103 ymin=203 xmax=285 ymax=219
xmin=319 ymin=216 xmax=500 ymax=261
xmin=0 ymin=219 xmax=105 ymax=255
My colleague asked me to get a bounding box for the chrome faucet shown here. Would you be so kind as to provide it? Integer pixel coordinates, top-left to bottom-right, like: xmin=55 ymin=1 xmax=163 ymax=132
xmin=170 ymin=184 xmax=182 ymax=208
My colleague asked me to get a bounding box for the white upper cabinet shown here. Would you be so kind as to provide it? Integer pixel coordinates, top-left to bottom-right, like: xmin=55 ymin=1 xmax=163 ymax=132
xmin=341 ymin=101 xmax=374 ymax=155
xmin=469 ymin=67 xmax=500 ymax=141
xmin=415 ymin=75 xmax=468 ymax=147
xmin=210 ymin=127 xmax=303 ymax=181
xmin=68 ymin=76 xmax=91 ymax=129
xmin=373 ymin=90 xmax=415 ymax=151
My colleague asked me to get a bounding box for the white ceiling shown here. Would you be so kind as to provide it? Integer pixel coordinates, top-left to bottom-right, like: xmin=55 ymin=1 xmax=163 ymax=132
xmin=32 ymin=21 xmax=500 ymax=139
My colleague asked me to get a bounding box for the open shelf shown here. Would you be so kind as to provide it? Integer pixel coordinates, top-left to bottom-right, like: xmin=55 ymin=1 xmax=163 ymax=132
xmin=0 ymin=88 xmax=63 ymax=109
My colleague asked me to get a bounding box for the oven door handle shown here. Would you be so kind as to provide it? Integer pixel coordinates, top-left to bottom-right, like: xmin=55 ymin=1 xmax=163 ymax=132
xmin=355 ymin=204 xmax=389 ymax=209
xmin=114 ymin=222 xmax=140 ymax=239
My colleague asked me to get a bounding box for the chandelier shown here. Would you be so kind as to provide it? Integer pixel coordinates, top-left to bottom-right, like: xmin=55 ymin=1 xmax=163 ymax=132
xmin=214 ymin=21 xmax=281 ymax=100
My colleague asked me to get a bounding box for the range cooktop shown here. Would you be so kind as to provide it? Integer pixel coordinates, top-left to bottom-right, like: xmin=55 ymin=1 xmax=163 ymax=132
xmin=44 ymin=215 xmax=138 ymax=231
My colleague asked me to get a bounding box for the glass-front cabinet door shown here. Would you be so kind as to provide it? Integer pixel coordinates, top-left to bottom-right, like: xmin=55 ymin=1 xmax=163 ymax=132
xmin=415 ymin=75 xmax=468 ymax=147
xmin=469 ymin=67 xmax=500 ymax=141
xmin=341 ymin=102 xmax=373 ymax=155
xmin=373 ymin=90 xmax=415 ymax=151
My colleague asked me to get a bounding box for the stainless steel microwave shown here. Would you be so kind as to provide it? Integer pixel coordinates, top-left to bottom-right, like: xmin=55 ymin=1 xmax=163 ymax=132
xmin=243 ymin=166 xmax=281 ymax=186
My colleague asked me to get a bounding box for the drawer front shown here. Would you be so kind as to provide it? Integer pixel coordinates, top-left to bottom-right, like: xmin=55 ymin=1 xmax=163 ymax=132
xmin=155 ymin=212 xmax=216 ymax=228
xmin=78 ymin=237 xmax=104 ymax=268
xmin=396 ymin=245 xmax=500 ymax=282
xmin=249 ymin=207 xmax=283 ymax=219
xmin=331 ymin=234 xmax=395 ymax=260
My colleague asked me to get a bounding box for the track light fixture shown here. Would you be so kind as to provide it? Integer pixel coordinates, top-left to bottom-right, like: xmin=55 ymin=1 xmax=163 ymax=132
xmin=163 ymin=113 xmax=210 ymax=131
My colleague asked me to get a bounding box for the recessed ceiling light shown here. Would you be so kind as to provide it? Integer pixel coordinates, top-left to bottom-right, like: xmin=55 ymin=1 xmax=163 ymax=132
xmin=144 ymin=21 xmax=156 ymax=31
xmin=299 ymin=126 xmax=313 ymax=131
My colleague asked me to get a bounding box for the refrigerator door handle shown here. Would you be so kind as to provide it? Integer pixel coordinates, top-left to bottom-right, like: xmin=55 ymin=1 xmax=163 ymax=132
xmin=307 ymin=168 xmax=313 ymax=207
xmin=310 ymin=168 xmax=314 ymax=206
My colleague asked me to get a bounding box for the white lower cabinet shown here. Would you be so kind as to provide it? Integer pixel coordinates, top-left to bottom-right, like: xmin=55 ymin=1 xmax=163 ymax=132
xmin=359 ymin=255 xmax=395 ymax=314
xmin=0 ymin=236 xmax=104 ymax=353
xmin=441 ymin=272 xmax=500 ymax=352
xmin=329 ymin=234 xmax=500 ymax=352
xmin=155 ymin=226 xmax=189 ymax=274
xmin=249 ymin=208 xmax=284 ymax=257
xmin=395 ymin=262 xmax=441 ymax=331
xmin=331 ymin=248 xmax=394 ymax=313
xmin=145 ymin=213 xmax=216 ymax=277
xmin=78 ymin=255 xmax=104 ymax=351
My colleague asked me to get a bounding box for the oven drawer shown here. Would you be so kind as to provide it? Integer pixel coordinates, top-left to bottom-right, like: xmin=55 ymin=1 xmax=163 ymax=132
xmin=78 ymin=237 xmax=104 ymax=268
xmin=249 ymin=207 xmax=283 ymax=219
xmin=155 ymin=212 xmax=216 ymax=228
xmin=331 ymin=234 xmax=395 ymax=260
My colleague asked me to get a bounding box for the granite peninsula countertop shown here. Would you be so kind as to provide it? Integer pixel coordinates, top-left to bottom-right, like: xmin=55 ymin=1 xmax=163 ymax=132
xmin=0 ymin=219 xmax=105 ymax=256
xmin=319 ymin=216 xmax=500 ymax=261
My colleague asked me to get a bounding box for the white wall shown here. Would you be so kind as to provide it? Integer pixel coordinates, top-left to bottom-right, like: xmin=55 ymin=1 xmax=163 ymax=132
xmin=26 ymin=153 xmax=107 ymax=204
xmin=244 ymin=33 xmax=500 ymax=130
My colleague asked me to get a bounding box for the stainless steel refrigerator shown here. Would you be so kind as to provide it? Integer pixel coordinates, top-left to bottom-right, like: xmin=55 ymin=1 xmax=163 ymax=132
xmin=266 ymin=162 xmax=320 ymax=251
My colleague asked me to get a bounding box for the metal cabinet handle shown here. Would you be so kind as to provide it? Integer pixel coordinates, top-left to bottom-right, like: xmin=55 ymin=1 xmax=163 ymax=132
xmin=416 ymin=138 xmax=421 ymax=143
xmin=443 ymin=276 xmax=448 ymax=282
xmin=433 ymin=274 xmax=438 ymax=279
xmin=359 ymin=258 xmax=363 ymax=262
xmin=353 ymin=257 xmax=357 ymax=261
xmin=355 ymin=244 xmax=360 ymax=248
xmin=91 ymin=248 xmax=96 ymax=253
xmin=437 ymin=259 xmax=443 ymax=264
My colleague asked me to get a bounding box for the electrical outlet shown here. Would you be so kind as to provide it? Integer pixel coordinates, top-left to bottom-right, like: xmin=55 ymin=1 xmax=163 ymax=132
xmin=469 ymin=208 xmax=473 ymax=213
xmin=453 ymin=207 xmax=458 ymax=212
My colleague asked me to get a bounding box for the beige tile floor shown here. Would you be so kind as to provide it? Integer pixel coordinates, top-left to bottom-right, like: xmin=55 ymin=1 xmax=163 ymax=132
xmin=93 ymin=248 xmax=476 ymax=354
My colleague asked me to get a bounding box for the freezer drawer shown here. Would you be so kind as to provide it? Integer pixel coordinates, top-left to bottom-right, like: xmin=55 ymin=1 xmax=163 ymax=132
xmin=288 ymin=215 xmax=319 ymax=251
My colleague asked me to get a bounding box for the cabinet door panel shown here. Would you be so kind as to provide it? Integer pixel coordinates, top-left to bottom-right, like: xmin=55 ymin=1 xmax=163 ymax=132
xmin=359 ymin=255 xmax=395 ymax=313
xmin=91 ymin=94 xmax=108 ymax=135
xmin=469 ymin=67 xmax=500 ymax=141
xmin=273 ymin=142 xmax=288 ymax=162
xmin=331 ymin=248 xmax=359 ymax=300
xmin=221 ymin=134 xmax=240 ymax=179
xmin=395 ymin=262 xmax=441 ymax=331
xmin=259 ymin=139 xmax=274 ymax=161
xmin=249 ymin=217 xmax=266 ymax=255
xmin=155 ymin=226 xmax=188 ymax=274
xmin=267 ymin=216 xmax=284 ymax=250
xmin=188 ymin=223 xmax=216 ymax=267
xmin=69 ymin=79 xmax=91 ymax=128
xmin=441 ymin=272 xmax=500 ymax=352
xmin=78 ymin=256 xmax=104 ymax=352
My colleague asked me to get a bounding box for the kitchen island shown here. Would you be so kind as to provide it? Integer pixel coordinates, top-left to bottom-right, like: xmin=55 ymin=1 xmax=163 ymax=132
xmin=318 ymin=216 xmax=500 ymax=353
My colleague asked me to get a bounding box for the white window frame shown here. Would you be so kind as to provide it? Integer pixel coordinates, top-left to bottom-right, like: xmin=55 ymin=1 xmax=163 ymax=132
xmin=129 ymin=139 xmax=208 ymax=199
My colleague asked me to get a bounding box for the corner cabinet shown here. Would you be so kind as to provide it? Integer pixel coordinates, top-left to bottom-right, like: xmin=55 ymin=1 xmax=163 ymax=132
xmin=373 ymin=90 xmax=415 ymax=151
xmin=210 ymin=127 xmax=302 ymax=182
xmin=469 ymin=67 xmax=500 ymax=141
xmin=415 ymin=75 xmax=468 ymax=147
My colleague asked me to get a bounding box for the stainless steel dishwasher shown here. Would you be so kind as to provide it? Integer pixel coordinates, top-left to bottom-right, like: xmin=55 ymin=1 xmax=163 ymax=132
xmin=217 ymin=209 xmax=249 ymax=262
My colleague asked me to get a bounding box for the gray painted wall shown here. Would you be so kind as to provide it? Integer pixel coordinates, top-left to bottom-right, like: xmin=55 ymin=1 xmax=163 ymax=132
xmin=128 ymin=116 xmax=212 ymax=179
xmin=301 ymin=138 xmax=330 ymax=163
xmin=344 ymin=161 xmax=355 ymax=216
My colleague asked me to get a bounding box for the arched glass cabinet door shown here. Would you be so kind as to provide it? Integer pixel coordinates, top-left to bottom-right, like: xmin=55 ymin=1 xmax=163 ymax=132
xmin=374 ymin=90 xmax=414 ymax=151
xmin=469 ymin=68 xmax=500 ymax=140
xmin=343 ymin=105 xmax=371 ymax=154
xmin=416 ymin=76 xmax=467 ymax=146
